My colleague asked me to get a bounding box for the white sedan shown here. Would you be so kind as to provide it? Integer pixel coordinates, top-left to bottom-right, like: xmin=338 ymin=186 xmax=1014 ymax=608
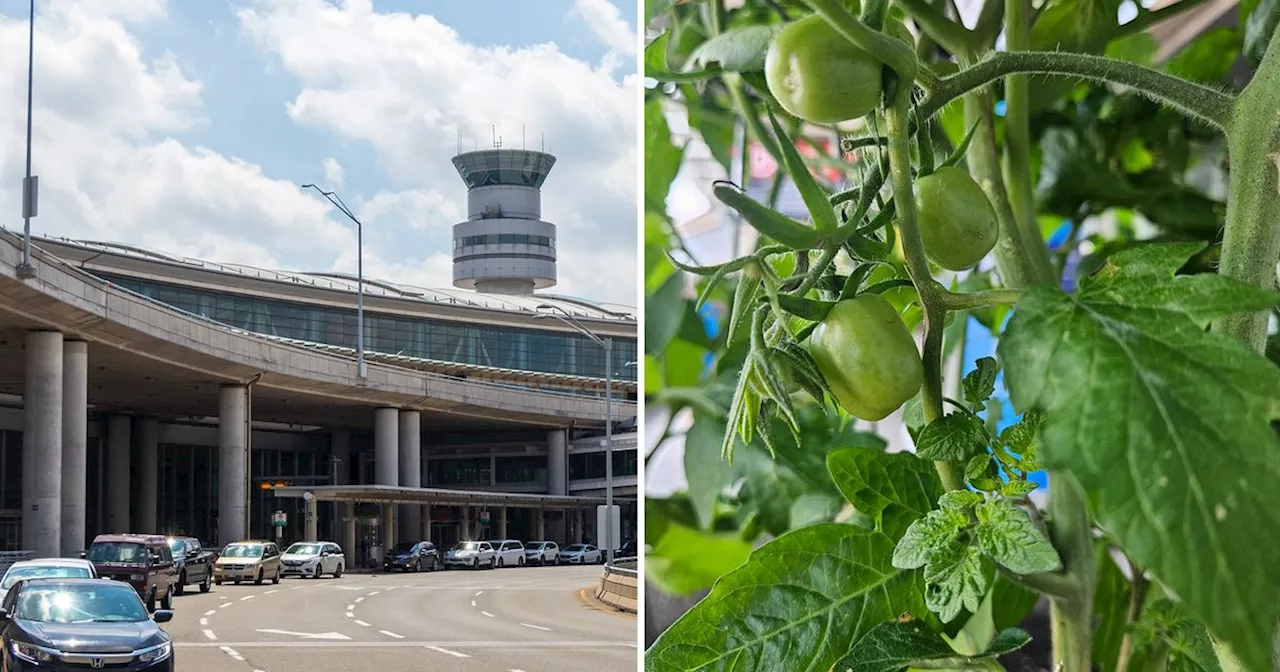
xmin=444 ymin=541 xmax=496 ymax=569
xmin=0 ymin=558 xmax=98 ymax=604
xmin=559 ymin=544 xmax=603 ymax=565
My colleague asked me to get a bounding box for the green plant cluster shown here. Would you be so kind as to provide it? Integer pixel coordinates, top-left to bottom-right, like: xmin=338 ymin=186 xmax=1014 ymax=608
xmin=644 ymin=0 xmax=1280 ymax=670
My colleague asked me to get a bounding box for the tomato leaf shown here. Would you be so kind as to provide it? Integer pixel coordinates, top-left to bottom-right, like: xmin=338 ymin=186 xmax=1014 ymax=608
xmin=999 ymin=242 xmax=1280 ymax=672
xmin=832 ymin=621 xmax=1031 ymax=672
xmin=827 ymin=448 xmax=942 ymax=541
xmin=645 ymin=98 xmax=684 ymax=213
xmin=1164 ymin=28 xmax=1241 ymax=85
xmin=687 ymin=25 xmax=779 ymax=73
xmin=684 ymin=412 xmax=733 ymax=529
xmin=644 ymin=524 xmax=926 ymax=671
xmin=923 ymin=540 xmax=987 ymax=623
xmin=891 ymin=509 xmax=968 ymax=570
xmin=962 ymin=356 xmax=999 ymax=410
xmin=975 ymin=498 xmax=1062 ymax=575
xmin=1244 ymin=0 xmax=1280 ymax=64
xmin=1131 ymin=600 xmax=1224 ymax=672
xmin=1092 ymin=543 xmax=1134 ymax=672
xmin=915 ymin=412 xmax=988 ymax=462
xmin=646 ymin=521 xmax=753 ymax=596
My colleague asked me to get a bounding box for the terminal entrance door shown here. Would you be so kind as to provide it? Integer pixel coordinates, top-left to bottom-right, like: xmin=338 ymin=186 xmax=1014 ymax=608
xmin=354 ymin=514 xmax=382 ymax=569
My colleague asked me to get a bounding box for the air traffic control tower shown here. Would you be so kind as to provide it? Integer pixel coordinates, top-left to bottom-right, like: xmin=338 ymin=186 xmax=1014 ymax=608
xmin=450 ymin=146 xmax=558 ymax=295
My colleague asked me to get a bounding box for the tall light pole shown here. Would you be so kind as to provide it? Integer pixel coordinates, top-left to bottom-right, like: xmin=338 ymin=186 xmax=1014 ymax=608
xmin=17 ymin=0 xmax=38 ymax=279
xmin=301 ymin=184 xmax=366 ymax=379
xmin=535 ymin=304 xmax=623 ymax=564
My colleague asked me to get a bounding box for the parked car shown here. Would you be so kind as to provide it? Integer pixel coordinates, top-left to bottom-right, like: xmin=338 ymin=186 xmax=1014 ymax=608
xmin=559 ymin=544 xmax=602 ymax=565
xmin=0 ymin=578 xmax=173 ymax=670
xmin=166 ymin=536 xmax=213 ymax=595
xmin=213 ymin=541 xmax=282 ymax=585
xmin=490 ymin=540 xmax=525 ymax=567
xmin=382 ymin=541 xmax=440 ymax=572
xmin=444 ymin=541 xmax=495 ymax=569
xmin=282 ymin=541 xmax=346 ymax=578
xmin=0 ymin=558 xmax=97 ymax=605
xmin=617 ymin=540 xmax=637 ymax=558
xmin=84 ymin=534 xmax=178 ymax=612
xmin=524 ymin=541 xmax=560 ymax=566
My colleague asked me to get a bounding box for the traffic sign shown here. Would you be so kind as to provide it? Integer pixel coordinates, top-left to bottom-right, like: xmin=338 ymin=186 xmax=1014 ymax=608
xmin=272 ymin=511 xmax=287 ymax=527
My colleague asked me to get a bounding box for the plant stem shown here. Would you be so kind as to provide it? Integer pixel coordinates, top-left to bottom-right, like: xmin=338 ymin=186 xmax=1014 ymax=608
xmin=919 ymin=51 xmax=1235 ymax=130
xmin=1114 ymin=557 xmax=1149 ymax=672
xmin=1213 ymin=26 xmax=1280 ymax=353
xmin=940 ymin=288 xmax=1021 ymax=310
xmin=860 ymin=0 xmax=889 ymax=30
xmin=1047 ymin=474 xmax=1097 ymax=672
xmin=1001 ymin=0 xmax=1056 ymax=283
xmin=804 ymin=0 xmax=918 ymax=85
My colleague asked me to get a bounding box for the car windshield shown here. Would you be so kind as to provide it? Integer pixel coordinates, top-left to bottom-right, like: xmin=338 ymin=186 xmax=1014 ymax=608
xmin=13 ymin=584 xmax=148 ymax=623
xmin=390 ymin=543 xmax=416 ymax=553
xmin=526 ymin=542 xmax=542 ymax=549
xmin=86 ymin=542 xmax=146 ymax=563
xmin=221 ymin=544 xmax=263 ymax=558
xmin=565 ymin=545 xmax=587 ymax=552
xmin=2 ymin=566 xmax=92 ymax=589
xmin=167 ymin=539 xmax=185 ymax=555
xmin=285 ymin=543 xmax=322 ymax=555
xmin=454 ymin=542 xmax=480 ymax=551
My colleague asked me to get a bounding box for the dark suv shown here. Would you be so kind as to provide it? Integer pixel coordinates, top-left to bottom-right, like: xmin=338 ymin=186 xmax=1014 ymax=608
xmin=383 ymin=541 xmax=441 ymax=572
xmin=85 ymin=534 xmax=179 ymax=612
xmin=167 ymin=536 xmax=214 ymax=595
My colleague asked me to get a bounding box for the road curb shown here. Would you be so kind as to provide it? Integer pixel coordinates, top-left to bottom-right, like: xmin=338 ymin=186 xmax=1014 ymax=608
xmin=578 ymin=587 xmax=636 ymax=618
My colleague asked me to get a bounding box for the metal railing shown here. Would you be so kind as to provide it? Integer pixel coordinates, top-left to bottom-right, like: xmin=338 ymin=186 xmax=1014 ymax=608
xmin=596 ymin=557 xmax=638 ymax=613
xmin=0 ymin=551 xmax=35 ymax=575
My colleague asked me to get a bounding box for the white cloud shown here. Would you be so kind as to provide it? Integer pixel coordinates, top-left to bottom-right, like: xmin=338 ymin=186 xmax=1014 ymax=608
xmin=572 ymin=0 xmax=637 ymax=57
xmin=322 ymin=157 xmax=344 ymax=187
xmin=0 ymin=0 xmax=637 ymax=308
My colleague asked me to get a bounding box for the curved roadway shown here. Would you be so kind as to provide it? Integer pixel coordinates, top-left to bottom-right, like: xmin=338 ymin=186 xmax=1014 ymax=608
xmin=166 ymin=564 xmax=635 ymax=672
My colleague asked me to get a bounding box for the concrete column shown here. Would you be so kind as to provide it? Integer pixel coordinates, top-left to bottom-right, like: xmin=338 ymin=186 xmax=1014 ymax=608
xmin=374 ymin=408 xmax=398 ymax=486
xmin=461 ymin=506 xmax=472 ymax=541
xmin=398 ymin=411 xmax=421 ymax=541
xmin=547 ymin=429 xmax=568 ymax=495
xmin=497 ymin=507 xmax=508 ymax=539
xmin=343 ymin=503 xmax=357 ymax=568
xmin=61 ymin=340 xmax=88 ymax=556
xmin=23 ymin=331 xmax=63 ymax=557
xmin=489 ymin=454 xmax=496 ymax=487
xmin=218 ymin=386 xmax=248 ymax=546
xmin=330 ymin=430 xmax=351 ymax=485
xmin=574 ymin=509 xmax=583 ymax=544
xmin=536 ymin=509 xmax=546 ymax=540
xmin=304 ymin=497 xmax=318 ymax=541
xmin=136 ymin=418 xmax=159 ymax=533
xmin=382 ymin=504 xmax=396 ymax=554
xmin=106 ymin=415 xmax=132 ymax=535
xmin=422 ymin=505 xmax=432 ymax=542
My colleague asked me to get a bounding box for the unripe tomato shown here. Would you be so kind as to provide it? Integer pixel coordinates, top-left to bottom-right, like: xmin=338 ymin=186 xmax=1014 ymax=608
xmin=764 ymin=15 xmax=913 ymax=124
xmin=913 ymin=166 xmax=1000 ymax=271
xmin=808 ymin=294 xmax=923 ymax=421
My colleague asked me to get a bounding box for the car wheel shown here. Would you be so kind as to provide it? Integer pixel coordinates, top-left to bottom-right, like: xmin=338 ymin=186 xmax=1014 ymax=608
xmin=273 ymin=568 xmax=281 ymax=584
xmin=314 ymin=565 xmax=322 ymax=579
xmin=334 ymin=563 xmax=344 ymax=578
xmin=215 ymin=579 xmax=223 ymax=586
xmin=234 ymin=580 xmax=242 ymax=585
xmin=146 ymin=589 xmax=156 ymax=613
xmin=554 ymin=556 xmax=560 ymax=566
xmin=200 ymin=573 xmax=211 ymax=593
xmin=470 ymin=558 xmax=477 ymax=570
xmin=490 ymin=557 xmax=496 ymax=569
xmin=175 ymin=572 xmax=186 ymax=596
xmin=255 ymin=569 xmax=264 ymax=585
xmin=519 ymin=556 xmax=525 ymax=567
xmin=161 ymin=587 xmax=173 ymax=611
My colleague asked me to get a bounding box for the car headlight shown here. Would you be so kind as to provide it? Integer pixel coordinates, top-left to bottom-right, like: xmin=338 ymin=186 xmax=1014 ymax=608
xmin=12 ymin=641 xmax=56 ymax=663
xmin=137 ymin=641 xmax=172 ymax=663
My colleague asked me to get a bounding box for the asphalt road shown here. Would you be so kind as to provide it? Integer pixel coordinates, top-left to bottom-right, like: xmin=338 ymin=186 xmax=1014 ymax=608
xmin=165 ymin=564 xmax=637 ymax=672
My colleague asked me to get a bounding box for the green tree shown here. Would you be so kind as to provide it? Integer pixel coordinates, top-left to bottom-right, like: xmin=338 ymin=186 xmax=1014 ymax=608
xmin=643 ymin=1 xmax=1280 ymax=670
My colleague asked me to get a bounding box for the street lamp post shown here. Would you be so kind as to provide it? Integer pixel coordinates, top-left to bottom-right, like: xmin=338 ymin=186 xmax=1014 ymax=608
xmin=534 ymin=305 xmax=623 ymax=564
xmin=17 ymin=0 xmax=38 ymax=279
xmin=301 ymin=184 xmax=366 ymax=379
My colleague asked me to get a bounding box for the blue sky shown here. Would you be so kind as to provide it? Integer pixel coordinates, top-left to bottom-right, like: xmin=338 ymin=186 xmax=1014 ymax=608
xmin=0 ymin=0 xmax=639 ymax=305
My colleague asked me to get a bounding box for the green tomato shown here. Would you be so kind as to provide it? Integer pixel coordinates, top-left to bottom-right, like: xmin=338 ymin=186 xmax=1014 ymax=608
xmin=913 ymin=166 xmax=1000 ymax=271
xmin=764 ymin=15 xmax=913 ymax=124
xmin=808 ymin=294 xmax=924 ymax=421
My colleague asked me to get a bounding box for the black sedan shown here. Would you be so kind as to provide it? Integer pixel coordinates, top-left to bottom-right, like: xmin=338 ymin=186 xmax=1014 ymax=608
xmin=1 ymin=578 xmax=173 ymax=670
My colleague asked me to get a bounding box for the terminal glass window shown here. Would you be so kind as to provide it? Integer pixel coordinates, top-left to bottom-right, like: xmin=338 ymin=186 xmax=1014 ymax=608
xmin=568 ymin=451 xmax=639 ymax=481
xmin=494 ymin=456 xmax=547 ymax=486
xmin=96 ymin=274 xmax=636 ymax=382
xmin=427 ymin=458 xmax=491 ymax=487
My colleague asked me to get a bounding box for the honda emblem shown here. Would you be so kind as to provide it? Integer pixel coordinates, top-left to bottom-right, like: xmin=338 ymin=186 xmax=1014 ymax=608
xmin=90 ymin=657 xmax=105 ymax=669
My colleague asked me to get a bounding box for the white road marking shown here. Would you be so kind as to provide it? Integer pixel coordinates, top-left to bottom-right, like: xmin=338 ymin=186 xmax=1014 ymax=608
xmin=199 ymin=618 xmax=208 ymax=626
xmin=178 ymin=640 xmax=635 ymax=650
xmin=203 ymin=629 xmax=217 ymax=640
xmin=470 ymin=600 xmax=476 ymax=607
xmin=240 ymin=595 xmax=255 ymax=601
xmin=520 ymin=623 xmax=552 ymax=632
xmin=354 ymin=620 xmax=371 ymax=627
xmin=354 ymin=597 xmax=364 ymax=603
xmin=204 ymin=610 xmax=217 ymax=617
xmin=219 ymin=602 xmax=233 ymax=608
xmin=265 ymin=589 xmax=279 ymax=594
xmin=512 ymin=669 xmax=529 ymax=672
xmin=475 ymin=590 xmax=484 ymax=596
xmin=220 ymin=646 xmax=244 ymax=661
xmin=367 ymin=591 xmax=380 ymax=596
xmin=345 ymin=611 xmax=354 ymax=619
xmin=220 ymin=595 xmax=229 ymax=600
xmin=425 ymin=645 xmax=470 ymax=658
xmin=345 ymin=604 xmax=355 ymax=611
xmin=481 ymin=611 xmax=495 ymax=619
xmin=380 ymin=630 xmax=405 ymax=639
xmin=254 ymin=629 xmax=352 ymax=640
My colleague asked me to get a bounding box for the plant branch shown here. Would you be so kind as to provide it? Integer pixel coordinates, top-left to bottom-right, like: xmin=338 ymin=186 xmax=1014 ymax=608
xmin=919 ymin=51 xmax=1235 ymax=130
xmin=803 ymin=0 xmax=918 ymax=86
xmin=999 ymin=566 xmax=1079 ymax=600
xmin=1212 ymin=26 xmax=1280 ymax=352
xmin=1047 ymin=474 xmax=1097 ymax=672
xmin=1114 ymin=556 xmax=1150 ymax=672
xmin=1001 ymin=0 xmax=1057 ymax=283
xmin=895 ymin=0 xmax=975 ymax=57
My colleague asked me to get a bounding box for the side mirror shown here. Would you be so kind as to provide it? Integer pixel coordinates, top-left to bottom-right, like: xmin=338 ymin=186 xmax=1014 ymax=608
xmin=79 ymin=551 xmax=87 ymax=559
xmin=0 ymin=609 xmax=9 ymax=620
xmin=152 ymin=610 xmax=173 ymax=623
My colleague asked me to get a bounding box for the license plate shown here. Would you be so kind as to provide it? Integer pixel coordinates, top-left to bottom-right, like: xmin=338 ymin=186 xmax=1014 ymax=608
xmin=130 ymin=574 xmax=144 ymax=581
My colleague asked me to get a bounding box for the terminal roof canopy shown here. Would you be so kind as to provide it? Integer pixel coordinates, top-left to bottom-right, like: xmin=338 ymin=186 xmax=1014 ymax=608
xmin=452 ymin=150 xmax=557 ymax=189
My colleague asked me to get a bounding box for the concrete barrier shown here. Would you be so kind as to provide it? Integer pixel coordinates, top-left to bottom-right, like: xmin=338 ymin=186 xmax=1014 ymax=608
xmin=596 ymin=557 xmax=638 ymax=613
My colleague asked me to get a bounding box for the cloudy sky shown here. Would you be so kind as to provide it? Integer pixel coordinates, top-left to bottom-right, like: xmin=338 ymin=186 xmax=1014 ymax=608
xmin=0 ymin=0 xmax=639 ymax=306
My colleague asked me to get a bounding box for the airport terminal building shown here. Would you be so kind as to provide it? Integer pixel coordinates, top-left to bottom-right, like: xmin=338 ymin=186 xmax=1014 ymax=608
xmin=0 ymin=148 xmax=638 ymax=565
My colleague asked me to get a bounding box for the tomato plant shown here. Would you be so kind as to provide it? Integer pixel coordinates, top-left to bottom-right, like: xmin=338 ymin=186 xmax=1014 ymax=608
xmin=645 ymin=0 xmax=1280 ymax=670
